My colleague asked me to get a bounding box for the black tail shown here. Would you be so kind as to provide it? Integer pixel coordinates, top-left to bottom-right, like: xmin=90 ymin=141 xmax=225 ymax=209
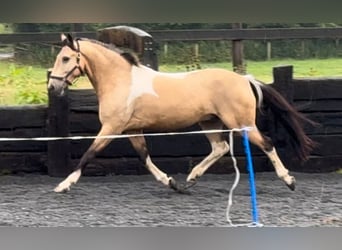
xmin=258 ymin=84 xmax=317 ymax=161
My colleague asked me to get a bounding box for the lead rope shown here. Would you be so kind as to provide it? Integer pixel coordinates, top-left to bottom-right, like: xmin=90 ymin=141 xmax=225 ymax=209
xmin=226 ymin=128 xmax=263 ymax=227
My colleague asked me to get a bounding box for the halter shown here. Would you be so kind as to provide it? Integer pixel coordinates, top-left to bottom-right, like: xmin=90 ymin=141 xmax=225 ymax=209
xmin=49 ymin=39 xmax=84 ymax=86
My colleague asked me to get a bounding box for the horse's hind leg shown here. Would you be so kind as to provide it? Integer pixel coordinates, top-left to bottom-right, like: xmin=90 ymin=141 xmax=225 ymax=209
xmin=128 ymin=131 xmax=182 ymax=191
xmin=186 ymin=119 xmax=229 ymax=185
xmin=246 ymin=128 xmax=296 ymax=190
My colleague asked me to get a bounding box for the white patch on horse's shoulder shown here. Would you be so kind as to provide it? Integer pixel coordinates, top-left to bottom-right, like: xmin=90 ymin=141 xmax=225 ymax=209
xmin=126 ymin=66 xmax=158 ymax=106
xmin=126 ymin=66 xmax=188 ymax=106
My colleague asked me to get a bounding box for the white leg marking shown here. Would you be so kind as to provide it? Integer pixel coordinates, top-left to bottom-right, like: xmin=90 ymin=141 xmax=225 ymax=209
xmin=145 ymin=156 xmax=170 ymax=186
xmin=187 ymin=141 xmax=229 ymax=182
xmin=265 ymin=148 xmax=295 ymax=185
xmin=54 ymin=169 xmax=82 ymax=193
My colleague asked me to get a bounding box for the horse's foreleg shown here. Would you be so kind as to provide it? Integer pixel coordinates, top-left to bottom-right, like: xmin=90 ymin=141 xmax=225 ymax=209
xmin=54 ymin=125 xmax=115 ymax=193
xmin=128 ymin=131 xmax=181 ymax=191
xmin=186 ymin=120 xmax=229 ymax=185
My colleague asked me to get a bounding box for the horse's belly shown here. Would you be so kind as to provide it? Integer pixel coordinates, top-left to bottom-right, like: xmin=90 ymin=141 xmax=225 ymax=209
xmin=125 ymin=107 xmax=213 ymax=132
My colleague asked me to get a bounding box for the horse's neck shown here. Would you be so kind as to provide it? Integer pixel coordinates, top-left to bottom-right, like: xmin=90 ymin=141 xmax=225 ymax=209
xmin=81 ymin=42 xmax=131 ymax=95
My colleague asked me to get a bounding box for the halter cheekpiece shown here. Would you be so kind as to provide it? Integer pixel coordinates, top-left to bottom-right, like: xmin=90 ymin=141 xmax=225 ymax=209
xmin=49 ymin=39 xmax=84 ymax=86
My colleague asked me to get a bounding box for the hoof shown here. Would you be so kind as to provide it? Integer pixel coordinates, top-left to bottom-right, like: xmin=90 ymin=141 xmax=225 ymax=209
xmin=169 ymin=177 xmax=180 ymax=191
xmin=168 ymin=178 xmax=191 ymax=194
xmin=54 ymin=187 xmax=69 ymax=193
xmin=286 ymin=182 xmax=296 ymax=191
xmin=54 ymin=184 xmax=71 ymax=193
xmin=285 ymin=176 xmax=296 ymax=191
xmin=184 ymin=179 xmax=197 ymax=190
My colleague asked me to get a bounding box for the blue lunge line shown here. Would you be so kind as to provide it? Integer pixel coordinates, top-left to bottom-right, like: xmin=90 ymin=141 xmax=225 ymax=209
xmin=242 ymin=129 xmax=259 ymax=225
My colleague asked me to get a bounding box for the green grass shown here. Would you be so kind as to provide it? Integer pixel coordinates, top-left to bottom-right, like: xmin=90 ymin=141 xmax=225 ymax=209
xmin=1 ymin=58 xmax=342 ymax=105
xmin=0 ymin=62 xmax=47 ymax=105
xmin=0 ymin=61 xmax=91 ymax=105
xmin=248 ymin=58 xmax=342 ymax=82
xmin=159 ymin=58 xmax=342 ymax=82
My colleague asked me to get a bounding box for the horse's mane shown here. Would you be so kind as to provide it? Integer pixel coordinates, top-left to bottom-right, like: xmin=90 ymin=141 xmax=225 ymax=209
xmin=77 ymin=37 xmax=140 ymax=66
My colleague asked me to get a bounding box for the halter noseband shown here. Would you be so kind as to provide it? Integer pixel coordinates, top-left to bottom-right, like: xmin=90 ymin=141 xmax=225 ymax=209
xmin=49 ymin=39 xmax=84 ymax=86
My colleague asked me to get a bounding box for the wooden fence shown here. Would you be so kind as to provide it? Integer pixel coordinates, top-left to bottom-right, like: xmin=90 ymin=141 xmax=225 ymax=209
xmin=3 ymin=27 xmax=342 ymax=72
xmin=1 ymin=27 xmax=342 ymax=176
xmin=3 ymin=27 xmax=342 ymax=43
xmin=0 ymin=105 xmax=47 ymax=174
xmin=271 ymin=66 xmax=342 ymax=173
xmin=0 ymin=65 xmax=341 ymax=176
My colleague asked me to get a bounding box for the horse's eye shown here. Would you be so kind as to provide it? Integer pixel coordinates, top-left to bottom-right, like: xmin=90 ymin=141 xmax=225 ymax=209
xmin=62 ymin=56 xmax=70 ymax=63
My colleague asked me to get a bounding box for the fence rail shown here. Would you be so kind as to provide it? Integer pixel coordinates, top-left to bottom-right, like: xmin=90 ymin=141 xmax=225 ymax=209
xmin=1 ymin=27 xmax=342 ymax=44
xmin=0 ymin=32 xmax=96 ymax=44
xmin=150 ymin=28 xmax=342 ymax=41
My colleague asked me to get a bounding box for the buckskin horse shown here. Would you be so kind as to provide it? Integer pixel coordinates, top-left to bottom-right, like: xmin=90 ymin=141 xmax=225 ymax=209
xmin=48 ymin=34 xmax=315 ymax=193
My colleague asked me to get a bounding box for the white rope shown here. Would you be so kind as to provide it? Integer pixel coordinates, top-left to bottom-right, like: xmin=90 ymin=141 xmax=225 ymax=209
xmin=0 ymin=127 xmax=254 ymax=141
xmin=226 ymin=128 xmax=262 ymax=227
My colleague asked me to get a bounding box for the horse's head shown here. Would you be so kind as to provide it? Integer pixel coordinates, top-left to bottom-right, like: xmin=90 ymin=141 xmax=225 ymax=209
xmin=47 ymin=33 xmax=85 ymax=96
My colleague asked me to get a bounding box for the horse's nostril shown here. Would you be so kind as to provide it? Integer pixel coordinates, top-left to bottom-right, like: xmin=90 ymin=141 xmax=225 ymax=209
xmin=48 ymin=84 xmax=55 ymax=91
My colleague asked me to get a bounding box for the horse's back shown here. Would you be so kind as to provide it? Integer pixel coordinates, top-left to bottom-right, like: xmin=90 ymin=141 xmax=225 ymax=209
xmin=153 ymin=68 xmax=251 ymax=94
xmin=171 ymin=68 xmax=254 ymax=106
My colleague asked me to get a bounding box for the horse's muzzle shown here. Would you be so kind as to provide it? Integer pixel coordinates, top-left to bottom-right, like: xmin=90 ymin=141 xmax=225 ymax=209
xmin=47 ymin=79 xmax=67 ymax=96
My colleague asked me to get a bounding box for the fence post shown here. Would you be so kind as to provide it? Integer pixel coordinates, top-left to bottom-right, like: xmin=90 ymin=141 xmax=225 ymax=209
xmin=266 ymin=41 xmax=272 ymax=60
xmin=232 ymin=23 xmax=245 ymax=74
xmin=271 ymin=65 xmax=295 ymax=166
xmin=47 ymin=71 xmax=71 ymax=177
xmin=141 ymin=35 xmax=159 ymax=70
xmin=273 ymin=65 xmax=294 ymax=102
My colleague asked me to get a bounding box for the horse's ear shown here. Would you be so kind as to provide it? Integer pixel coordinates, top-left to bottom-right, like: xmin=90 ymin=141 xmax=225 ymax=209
xmin=61 ymin=33 xmax=68 ymax=46
xmin=66 ymin=34 xmax=73 ymax=43
xmin=61 ymin=33 xmax=67 ymax=41
xmin=61 ymin=33 xmax=76 ymax=50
